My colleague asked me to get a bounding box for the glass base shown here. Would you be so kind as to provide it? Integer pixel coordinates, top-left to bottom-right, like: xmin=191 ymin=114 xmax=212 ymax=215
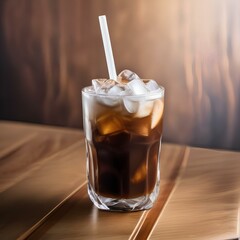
xmin=88 ymin=181 xmax=160 ymax=212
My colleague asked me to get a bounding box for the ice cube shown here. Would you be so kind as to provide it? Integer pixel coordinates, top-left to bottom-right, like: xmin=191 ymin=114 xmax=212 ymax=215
xmin=92 ymin=79 xmax=116 ymax=93
xmin=120 ymin=87 xmax=132 ymax=96
xmin=127 ymin=79 xmax=148 ymax=95
xmin=123 ymin=99 xmax=139 ymax=114
xmin=151 ymin=99 xmax=164 ymax=129
xmin=97 ymin=95 xmax=120 ymax=107
xmin=122 ymin=80 xmax=151 ymax=115
xmin=131 ymin=163 xmax=147 ymax=183
xmin=108 ymin=85 xmax=125 ymax=95
xmin=124 ymin=116 xmax=151 ymax=136
xmin=145 ymin=80 xmax=160 ymax=91
xmin=93 ymin=80 xmax=122 ymax=106
xmin=118 ymin=69 xmax=140 ymax=83
xmin=123 ymin=98 xmax=153 ymax=117
xmin=130 ymin=122 xmax=150 ymax=136
xmin=96 ymin=113 xmax=125 ymax=135
xmin=135 ymin=100 xmax=153 ymax=118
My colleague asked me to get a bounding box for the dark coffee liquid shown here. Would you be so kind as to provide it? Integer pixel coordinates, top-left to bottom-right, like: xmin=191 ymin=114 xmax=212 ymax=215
xmin=86 ymin=113 xmax=163 ymax=199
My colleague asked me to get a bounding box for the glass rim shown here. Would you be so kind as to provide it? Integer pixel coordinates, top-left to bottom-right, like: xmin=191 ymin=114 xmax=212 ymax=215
xmin=82 ymin=80 xmax=165 ymax=100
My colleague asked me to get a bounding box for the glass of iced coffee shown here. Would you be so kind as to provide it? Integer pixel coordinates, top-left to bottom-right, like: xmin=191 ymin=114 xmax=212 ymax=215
xmin=82 ymin=70 xmax=164 ymax=211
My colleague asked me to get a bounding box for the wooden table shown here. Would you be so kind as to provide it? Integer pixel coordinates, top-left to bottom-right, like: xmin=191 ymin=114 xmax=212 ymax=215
xmin=0 ymin=121 xmax=240 ymax=240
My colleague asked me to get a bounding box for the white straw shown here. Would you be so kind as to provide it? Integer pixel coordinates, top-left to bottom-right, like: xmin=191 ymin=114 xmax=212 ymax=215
xmin=98 ymin=15 xmax=117 ymax=81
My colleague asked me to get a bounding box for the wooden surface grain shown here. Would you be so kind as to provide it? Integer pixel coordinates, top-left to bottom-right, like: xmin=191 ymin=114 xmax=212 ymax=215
xmin=0 ymin=121 xmax=240 ymax=240
xmin=23 ymin=144 xmax=186 ymax=240
xmin=150 ymin=147 xmax=240 ymax=240
xmin=0 ymin=121 xmax=85 ymax=239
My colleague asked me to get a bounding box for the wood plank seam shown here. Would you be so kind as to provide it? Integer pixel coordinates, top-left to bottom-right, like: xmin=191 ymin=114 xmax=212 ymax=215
xmin=17 ymin=181 xmax=88 ymax=240
xmin=128 ymin=146 xmax=190 ymax=240
xmin=147 ymin=146 xmax=190 ymax=240
xmin=128 ymin=211 xmax=149 ymax=240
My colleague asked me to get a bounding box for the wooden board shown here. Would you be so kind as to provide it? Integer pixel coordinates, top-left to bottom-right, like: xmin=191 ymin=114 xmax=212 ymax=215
xmin=0 ymin=121 xmax=186 ymax=239
xmin=0 ymin=121 xmax=86 ymax=239
xmin=21 ymin=143 xmax=186 ymax=240
xmin=1 ymin=121 xmax=239 ymax=239
xmin=150 ymin=147 xmax=240 ymax=239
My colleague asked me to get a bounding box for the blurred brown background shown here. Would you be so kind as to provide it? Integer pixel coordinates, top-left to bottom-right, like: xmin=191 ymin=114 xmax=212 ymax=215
xmin=0 ymin=0 xmax=240 ymax=150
